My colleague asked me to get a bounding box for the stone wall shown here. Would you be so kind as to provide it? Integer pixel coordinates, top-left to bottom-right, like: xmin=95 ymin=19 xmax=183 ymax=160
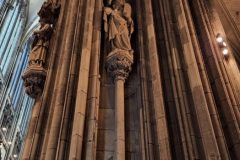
xmin=222 ymin=0 xmax=240 ymax=28
xmin=21 ymin=0 xmax=240 ymax=159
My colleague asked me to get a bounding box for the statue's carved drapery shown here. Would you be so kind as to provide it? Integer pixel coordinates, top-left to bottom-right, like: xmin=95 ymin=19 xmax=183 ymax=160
xmin=28 ymin=22 xmax=52 ymax=67
xmin=103 ymin=0 xmax=134 ymax=55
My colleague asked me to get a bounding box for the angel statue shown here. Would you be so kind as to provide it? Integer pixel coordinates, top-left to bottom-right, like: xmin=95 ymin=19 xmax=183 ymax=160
xmin=28 ymin=20 xmax=53 ymax=67
xmin=103 ymin=0 xmax=134 ymax=54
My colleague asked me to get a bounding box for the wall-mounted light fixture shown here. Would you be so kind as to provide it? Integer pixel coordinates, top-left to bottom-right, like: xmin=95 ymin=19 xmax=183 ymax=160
xmin=216 ymin=33 xmax=229 ymax=58
xmin=216 ymin=35 xmax=223 ymax=43
xmin=222 ymin=48 xmax=229 ymax=55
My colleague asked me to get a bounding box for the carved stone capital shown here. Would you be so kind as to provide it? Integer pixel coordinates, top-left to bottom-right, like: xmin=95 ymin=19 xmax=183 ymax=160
xmin=106 ymin=49 xmax=134 ymax=82
xmin=22 ymin=66 xmax=47 ymax=99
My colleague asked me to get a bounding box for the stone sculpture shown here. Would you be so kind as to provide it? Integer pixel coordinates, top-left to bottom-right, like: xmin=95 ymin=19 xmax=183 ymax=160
xmin=103 ymin=1 xmax=134 ymax=159
xmin=28 ymin=21 xmax=52 ymax=67
xmin=103 ymin=0 xmax=134 ymax=54
xmin=104 ymin=0 xmax=134 ymax=81
xmin=22 ymin=1 xmax=60 ymax=99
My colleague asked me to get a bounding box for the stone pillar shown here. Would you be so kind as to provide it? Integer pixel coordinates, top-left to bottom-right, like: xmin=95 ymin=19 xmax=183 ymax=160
xmin=114 ymin=78 xmax=125 ymax=160
xmin=106 ymin=50 xmax=133 ymax=160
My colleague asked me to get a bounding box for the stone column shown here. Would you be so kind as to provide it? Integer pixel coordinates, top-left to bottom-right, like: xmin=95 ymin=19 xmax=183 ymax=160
xmin=106 ymin=50 xmax=133 ymax=160
xmin=114 ymin=78 xmax=125 ymax=160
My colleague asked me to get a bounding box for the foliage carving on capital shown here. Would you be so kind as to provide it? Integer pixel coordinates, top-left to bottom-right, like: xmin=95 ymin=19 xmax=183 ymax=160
xmin=106 ymin=50 xmax=133 ymax=81
xmin=22 ymin=68 xmax=46 ymax=99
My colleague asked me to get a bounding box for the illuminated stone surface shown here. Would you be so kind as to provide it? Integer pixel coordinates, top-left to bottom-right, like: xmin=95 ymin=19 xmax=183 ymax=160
xmin=21 ymin=0 xmax=240 ymax=159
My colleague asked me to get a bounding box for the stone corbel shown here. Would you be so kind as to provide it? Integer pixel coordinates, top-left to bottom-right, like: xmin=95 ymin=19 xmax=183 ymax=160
xmin=22 ymin=67 xmax=47 ymax=99
xmin=106 ymin=49 xmax=134 ymax=82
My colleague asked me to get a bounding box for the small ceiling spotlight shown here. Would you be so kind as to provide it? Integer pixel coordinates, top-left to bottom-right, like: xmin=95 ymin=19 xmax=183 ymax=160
xmin=13 ymin=154 xmax=18 ymax=158
xmin=8 ymin=141 xmax=12 ymax=145
xmin=216 ymin=33 xmax=229 ymax=58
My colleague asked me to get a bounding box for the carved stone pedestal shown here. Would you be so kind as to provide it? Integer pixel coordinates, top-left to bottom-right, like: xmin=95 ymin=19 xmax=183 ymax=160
xmin=22 ymin=65 xmax=46 ymax=99
xmin=106 ymin=50 xmax=133 ymax=81
xmin=106 ymin=50 xmax=133 ymax=160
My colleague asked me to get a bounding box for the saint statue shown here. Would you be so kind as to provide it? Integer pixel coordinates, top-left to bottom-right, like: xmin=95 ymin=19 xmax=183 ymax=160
xmin=103 ymin=0 xmax=134 ymax=54
xmin=28 ymin=20 xmax=53 ymax=67
xmin=22 ymin=1 xmax=60 ymax=99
